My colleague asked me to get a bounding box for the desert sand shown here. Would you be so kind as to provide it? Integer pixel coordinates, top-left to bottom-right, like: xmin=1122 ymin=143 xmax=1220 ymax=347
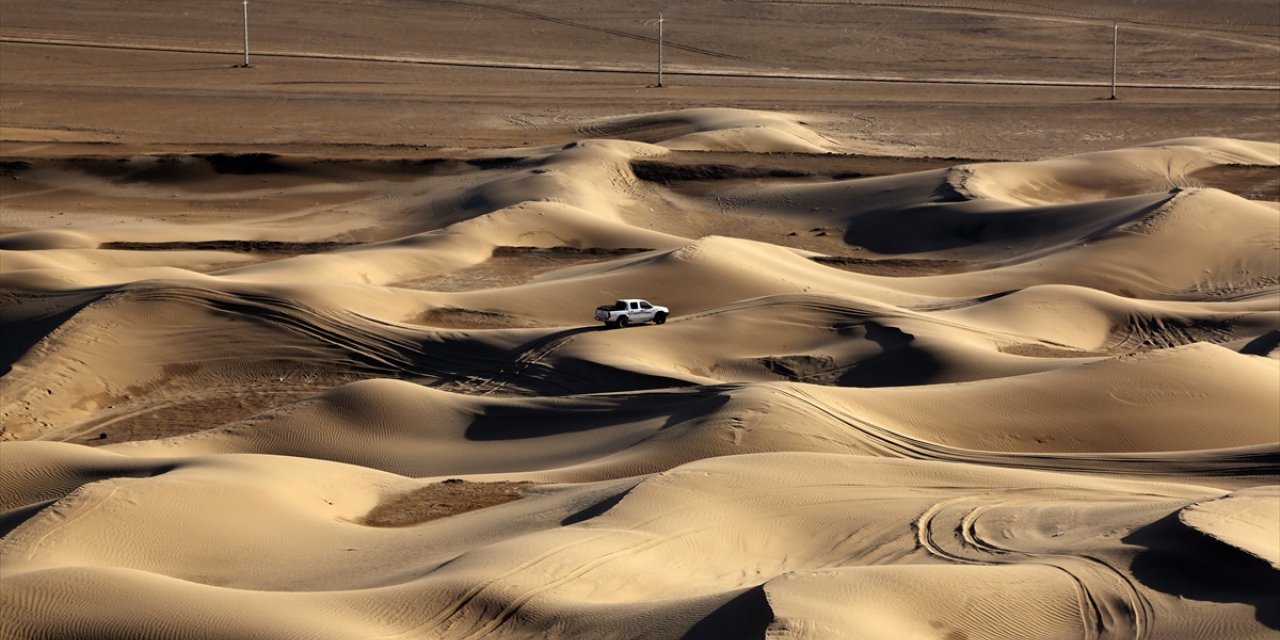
xmin=2 ymin=1 xmax=1279 ymax=639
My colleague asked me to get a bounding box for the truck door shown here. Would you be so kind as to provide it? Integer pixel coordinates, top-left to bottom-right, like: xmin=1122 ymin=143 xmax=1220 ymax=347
xmin=636 ymin=301 xmax=655 ymax=322
xmin=628 ymin=301 xmax=649 ymax=322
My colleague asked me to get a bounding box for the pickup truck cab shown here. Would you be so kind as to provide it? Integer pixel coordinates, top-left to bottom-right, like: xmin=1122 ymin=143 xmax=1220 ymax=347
xmin=594 ymin=299 xmax=669 ymax=328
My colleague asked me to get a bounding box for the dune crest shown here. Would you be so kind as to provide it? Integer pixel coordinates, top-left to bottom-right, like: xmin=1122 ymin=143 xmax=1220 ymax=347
xmin=576 ymin=108 xmax=839 ymax=153
xmin=1179 ymin=486 xmax=1280 ymax=569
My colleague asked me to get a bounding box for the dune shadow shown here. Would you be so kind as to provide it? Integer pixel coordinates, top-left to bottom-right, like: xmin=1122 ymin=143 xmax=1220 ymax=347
xmin=1239 ymin=330 xmax=1280 ymax=357
xmin=0 ymin=290 xmax=105 ymax=377
xmin=0 ymin=500 xmax=56 ymax=538
xmin=466 ymin=386 xmax=731 ymax=441
xmin=196 ymin=152 xmax=287 ymax=175
xmin=680 ymin=586 xmax=771 ymax=640
xmin=0 ymin=463 xmax=178 ymax=539
xmin=1123 ymin=511 xmax=1279 ymax=629
xmin=560 ymin=489 xmax=631 ymax=526
xmin=523 ymin=324 xmax=609 ymax=344
xmin=446 ymin=324 xmax=702 ymax=396
xmin=842 ymin=192 xmax=1169 ymax=256
xmin=836 ymin=322 xmax=941 ymax=387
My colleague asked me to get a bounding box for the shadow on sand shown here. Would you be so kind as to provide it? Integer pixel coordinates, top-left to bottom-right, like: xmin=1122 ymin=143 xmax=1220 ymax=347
xmin=1124 ymin=511 xmax=1279 ymax=629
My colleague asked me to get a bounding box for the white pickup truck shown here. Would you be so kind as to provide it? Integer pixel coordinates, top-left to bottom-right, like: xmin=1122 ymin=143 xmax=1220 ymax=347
xmin=594 ymin=299 xmax=669 ymax=328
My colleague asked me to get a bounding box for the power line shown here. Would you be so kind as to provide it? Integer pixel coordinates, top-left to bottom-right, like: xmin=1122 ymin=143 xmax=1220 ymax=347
xmin=658 ymin=13 xmax=665 ymax=88
xmin=1110 ymin=21 xmax=1118 ymax=99
xmin=238 ymin=0 xmax=251 ymax=68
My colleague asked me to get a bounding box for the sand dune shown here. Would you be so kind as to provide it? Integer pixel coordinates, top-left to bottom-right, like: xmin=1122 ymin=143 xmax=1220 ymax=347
xmin=5 ymin=451 xmax=1273 ymax=638
xmin=576 ymin=109 xmax=840 ymax=153
xmin=3 ymin=103 xmax=1278 ymax=639
xmin=962 ymin=138 xmax=1279 ymax=206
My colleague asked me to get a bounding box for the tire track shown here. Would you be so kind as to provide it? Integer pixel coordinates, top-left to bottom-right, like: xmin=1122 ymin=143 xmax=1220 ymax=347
xmin=456 ymin=329 xmax=591 ymax=396
xmin=442 ymin=488 xmax=926 ymax=640
xmin=1106 ymin=313 xmax=1236 ymax=353
xmin=957 ymin=504 xmax=1153 ymax=640
xmin=374 ymin=480 xmax=738 ymax=639
xmin=76 ymin=284 xmax=514 ymax=390
xmin=915 ymin=493 xmax=1152 ymax=639
xmin=773 ymin=385 xmax=1280 ymax=476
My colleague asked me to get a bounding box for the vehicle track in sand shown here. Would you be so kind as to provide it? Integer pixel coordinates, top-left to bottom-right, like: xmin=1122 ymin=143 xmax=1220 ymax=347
xmin=772 ymin=385 xmax=1280 ymax=477
xmin=450 ymin=328 xmax=594 ymax=396
xmin=914 ymin=492 xmax=1156 ymax=639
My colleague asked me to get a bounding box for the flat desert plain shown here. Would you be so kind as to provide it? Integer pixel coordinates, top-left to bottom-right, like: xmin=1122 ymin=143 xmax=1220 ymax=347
xmin=1 ymin=1 xmax=1279 ymax=639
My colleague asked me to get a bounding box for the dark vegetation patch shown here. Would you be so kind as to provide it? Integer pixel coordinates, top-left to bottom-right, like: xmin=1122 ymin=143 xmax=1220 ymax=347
xmin=811 ymin=255 xmax=970 ymax=276
xmin=630 ymin=151 xmax=970 ymax=187
xmin=1108 ymin=317 xmax=1237 ymax=351
xmin=998 ymin=343 xmax=1105 ymax=358
xmin=57 ymin=156 xmax=134 ymax=178
xmin=73 ymin=389 xmax=319 ymax=446
xmin=465 ymin=156 xmax=526 ymax=170
xmin=759 ymin=354 xmax=843 ymax=384
xmin=1001 ymin=317 xmax=1247 ymax=358
xmin=363 ymin=480 xmax=535 ymax=527
xmin=401 ymin=157 xmax=474 ymax=176
xmin=57 ymin=369 xmax=367 ymax=446
xmin=416 ymin=307 xmax=548 ymax=329
xmin=1188 ymin=165 xmax=1280 ymax=201
xmin=0 ymin=160 xmax=32 ymax=176
xmin=388 ymin=156 xmax=543 ymax=175
xmin=101 ymin=240 xmax=360 ymax=254
xmin=5 ymin=153 xmax=529 ymax=184
xmin=491 ymin=245 xmax=653 ymax=257
xmin=631 ymin=160 xmax=814 ymax=184
xmin=196 ymin=152 xmax=287 ymax=174
xmin=831 ymin=171 xmax=868 ymax=180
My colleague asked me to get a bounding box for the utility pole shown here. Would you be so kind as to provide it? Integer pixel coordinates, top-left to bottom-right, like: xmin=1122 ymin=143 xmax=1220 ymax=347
xmin=240 ymin=0 xmax=251 ymax=68
xmin=657 ymin=13 xmax=665 ymax=87
xmin=1110 ymin=21 xmax=1118 ymax=100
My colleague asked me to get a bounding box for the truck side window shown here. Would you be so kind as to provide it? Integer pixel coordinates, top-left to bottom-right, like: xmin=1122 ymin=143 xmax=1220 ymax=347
xmin=630 ymin=302 xmax=639 ymax=310
xmin=640 ymin=302 xmax=652 ymax=309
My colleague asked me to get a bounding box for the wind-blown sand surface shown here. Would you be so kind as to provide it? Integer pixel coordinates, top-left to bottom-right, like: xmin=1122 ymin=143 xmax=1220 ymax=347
xmin=3 ymin=2 xmax=1279 ymax=639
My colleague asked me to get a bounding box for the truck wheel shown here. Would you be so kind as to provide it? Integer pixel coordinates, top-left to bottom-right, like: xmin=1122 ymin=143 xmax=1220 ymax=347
xmin=616 ymin=315 xmax=630 ymax=328
xmin=654 ymin=312 xmax=667 ymax=325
